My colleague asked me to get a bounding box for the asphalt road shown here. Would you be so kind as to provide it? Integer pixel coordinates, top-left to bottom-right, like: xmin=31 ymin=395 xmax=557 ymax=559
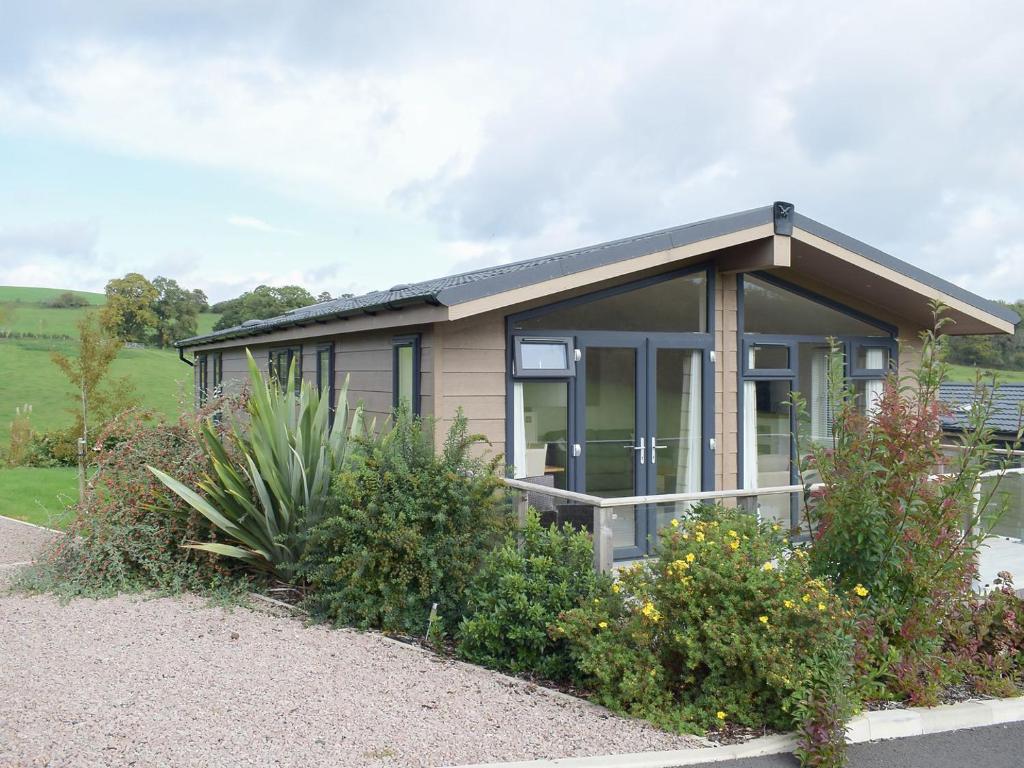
xmin=690 ymin=723 xmax=1024 ymax=768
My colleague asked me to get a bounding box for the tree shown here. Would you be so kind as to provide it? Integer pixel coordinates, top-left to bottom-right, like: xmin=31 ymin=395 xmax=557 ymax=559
xmin=316 ymin=291 xmax=333 ymax=303
xmin=190 ymin=288 xmax=209 ymax=312
xmin=51 ymin=312 xmax=138 ymax=446
xmin=101 ymin=273 xmax=158 ymax=342
xmin=43 ymin=291 xmax=91 ymax=308
xmin=151 ymin=276 xmax=199 ymax=347
xmin=212 ymin=285 xmax=316 ymax=331
xmin=946 ymin=298 xmax=1024 ymax=371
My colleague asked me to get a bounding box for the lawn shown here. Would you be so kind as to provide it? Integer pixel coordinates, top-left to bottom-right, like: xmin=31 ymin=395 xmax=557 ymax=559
xmin=0 ymin=285 xmax=220 ymax=445
xmin=0 ymin=467 xmax=77 ymax=529
xmin=947 ymin=363 xmax=1024 ymax=383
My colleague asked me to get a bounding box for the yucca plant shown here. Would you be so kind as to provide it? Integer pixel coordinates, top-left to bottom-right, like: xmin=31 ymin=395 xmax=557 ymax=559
xmin=149 ymin=350 xmax=363 ymax=574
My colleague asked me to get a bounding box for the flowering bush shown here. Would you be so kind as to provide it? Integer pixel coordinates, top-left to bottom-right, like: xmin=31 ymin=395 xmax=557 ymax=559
xmin=22 ymin=404 xmax=239 ymax=596
xmin=457 ymin=510 xmax=612 ymax=681
xmin=554 ymin=505 xmax=854 ymax=749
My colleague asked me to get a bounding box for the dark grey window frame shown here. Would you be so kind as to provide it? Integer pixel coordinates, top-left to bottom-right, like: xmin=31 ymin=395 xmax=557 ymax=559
xmin=392 ymin=334 xmax=421 ymax=416
xmin=211 ymin=351 xmax=223 ymax=395
xmin=736 ymin=272 xmax=899 ymax=529
xmin=316 ymin=342 xmax=335 ymax=425
xmin=268 ymin=345 xmax=302 ymax=395
xmin=512 ymin=336 xmax=576 ymax=378
xmin=505 ymin=263 xmax=716 ymax=561
xmin=196 ymin=352 xmax=209 ymax=405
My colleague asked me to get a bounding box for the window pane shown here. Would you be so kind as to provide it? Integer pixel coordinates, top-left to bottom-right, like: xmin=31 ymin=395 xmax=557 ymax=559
xmin=515 ymin=273 xmax=706 ymax=332
xmin=743 ymin=275 xmax=888 ymax=336
xmin=653 ymin=348 xmax=702 ymax=532
xmin=857 ymin=346 xmax=889 ymax=370
xmin=318 ymin=350 xmax=330 ymax=393
xmin=520 ymin=341 xmax=568 ymax=370
xmin=750 ymin=344 xmax=789 ymax=370
xmin=743 ymin=379 xmax=792 ymax=527
xmin=584 ymin=347 xmax=638 ymax=548
xmin=397 ymin=345 xmax=414 ymax=407
xmin=797 ymin=343 xmax=837 ymax=446
xmin=512 ymin=381 xmax=568 ymax=491
xmin=854 ymin=379 xmax=884 ymax=415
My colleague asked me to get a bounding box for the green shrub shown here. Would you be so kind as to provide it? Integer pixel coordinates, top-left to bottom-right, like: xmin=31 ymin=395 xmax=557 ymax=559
xmin=296 ymin=408 xmax=508 ymax=636
xmin=555 ymin=506 xmax=855 ymax=744
xmin=19 ymin=407 xmax=235 ymax=597
xmin=150 ymin=350 xmax=361 ymax=576
xmin=457 ymin=510 xmax=611 ymax=680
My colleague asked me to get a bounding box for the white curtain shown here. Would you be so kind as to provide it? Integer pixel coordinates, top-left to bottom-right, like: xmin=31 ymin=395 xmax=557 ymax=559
xmin=743 ymin=347 xmax=759 ymax=491
xmin=809 ymin=349 xmax=833 ymax=444
xmin=864 ymin=348 xmax=885 ymax=416
xmin=674 ymin=350 xmax=702 ymax=505
xmin=512 ymin=381 xmax=527 ymax=478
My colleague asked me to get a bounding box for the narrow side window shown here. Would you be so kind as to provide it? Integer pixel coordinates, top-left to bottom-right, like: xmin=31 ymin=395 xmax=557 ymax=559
xmin=392 ymin=335 xmax=421 ymax=415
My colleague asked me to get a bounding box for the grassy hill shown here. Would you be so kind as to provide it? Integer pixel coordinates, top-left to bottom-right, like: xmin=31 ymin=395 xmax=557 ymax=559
xmin=0 ymin=285 xmax=219 ymax=445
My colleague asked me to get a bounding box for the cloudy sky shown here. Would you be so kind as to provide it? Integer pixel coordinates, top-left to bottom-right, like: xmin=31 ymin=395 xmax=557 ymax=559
xmin=1 ymin=1 xmax=1022 ymax=302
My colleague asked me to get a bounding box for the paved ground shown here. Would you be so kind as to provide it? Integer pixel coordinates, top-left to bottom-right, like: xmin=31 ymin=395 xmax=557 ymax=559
xmin=690 ymin=722 xmax=1024 ymax=767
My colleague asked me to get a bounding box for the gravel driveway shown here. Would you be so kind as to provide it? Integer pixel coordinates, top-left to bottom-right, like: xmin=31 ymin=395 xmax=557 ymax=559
xmin=0 ymin=524 xmax=702 ymax=767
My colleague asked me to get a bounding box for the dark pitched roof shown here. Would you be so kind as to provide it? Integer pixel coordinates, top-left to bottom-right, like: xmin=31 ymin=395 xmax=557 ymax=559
xmin=940 ymin=382 xmax=1024 ymax=436
xmin=177 ymin=202 xmax=1021 ymax=347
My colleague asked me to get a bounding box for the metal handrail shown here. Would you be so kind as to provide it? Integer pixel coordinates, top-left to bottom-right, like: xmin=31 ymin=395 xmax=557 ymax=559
xmin=503 ymin=477 xmax=812 ymax=508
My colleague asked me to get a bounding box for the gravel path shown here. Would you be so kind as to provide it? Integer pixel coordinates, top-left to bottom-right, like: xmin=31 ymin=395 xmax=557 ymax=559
xmin=0 ymin=592 xmax=702 ymax=767
xmin=0 ymin=515 xmax=58 ymax=575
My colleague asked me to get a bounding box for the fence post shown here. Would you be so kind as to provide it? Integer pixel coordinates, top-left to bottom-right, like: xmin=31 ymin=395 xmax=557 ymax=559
xmin=592 ymin=505 xmax=614 ymax=574
xmin=514 ymin=491 xmax=529 ymax=529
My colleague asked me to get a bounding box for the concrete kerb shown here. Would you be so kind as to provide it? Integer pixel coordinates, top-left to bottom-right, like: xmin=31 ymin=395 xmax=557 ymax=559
xmin=0 ymin=515 xmax=63 ymax=534
xmin=447 ymin=696 xmax=1024 ymax=768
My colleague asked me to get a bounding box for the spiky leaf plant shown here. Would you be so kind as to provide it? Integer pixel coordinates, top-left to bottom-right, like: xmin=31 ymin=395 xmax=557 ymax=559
xmin=149 ymin=350 xmax=363 ymax=574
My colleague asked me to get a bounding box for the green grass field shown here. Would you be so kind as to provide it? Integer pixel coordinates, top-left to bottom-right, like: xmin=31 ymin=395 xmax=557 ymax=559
xmin=946 ymin=363 xmax=1024 ymax=384
xmin=0 ymin=467 xmax=77 ymax=529
xmin=0 ymin=285 xmax=219 ymax=445
xmin=0 ymin=285 xmax=104 ymax=305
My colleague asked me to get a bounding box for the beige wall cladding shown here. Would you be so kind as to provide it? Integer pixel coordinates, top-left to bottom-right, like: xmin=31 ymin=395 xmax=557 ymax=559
xmin=716 ymin=272 xmax=739 ymax=493
xmin=435 ymin=313 xmax=507 ymax=458
xmin=191 ymin=325 xmax=435 ymax=431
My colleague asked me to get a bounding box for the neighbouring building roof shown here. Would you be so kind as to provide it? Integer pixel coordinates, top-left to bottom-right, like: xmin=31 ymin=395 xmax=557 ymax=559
xmin=177 ymin=202 xmax=1021 ymax=348
xmin=940 ymin=382 xmax=1024 ymax=437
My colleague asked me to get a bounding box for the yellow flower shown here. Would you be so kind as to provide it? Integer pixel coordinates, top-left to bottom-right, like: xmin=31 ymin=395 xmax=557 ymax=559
xmin=650 ymin=669 xmax=657 ymax=677
xmin=727 ymin=529 xmax=738 ymax=538
xmin=593 ymin=598 xmax=600 ymax=604
xmin=681 ymin=531 xmax=689 ymax=539
xmin=818 ymin=602 xmax=827 ymax=612
xmin=716 ymin=710 xmax=727 ymax=721
xmin=729 ymin=539 xmax=739 ymax=550
xmin=695 ymin=531 xmax=705 ymax=542
xmin=598 ymin=621 xmax=608 ymax=629
xmin=612 ymin=583 xmax=621 ymax=594
xmin=802 ymin=594 xmax=811 ymax=603
xmin=772 ymin=524 xmax=780 ymax=531
xmin=762 ymin=561 xmax=774 ymax=571
xmin=759 ymin=615 xmax=769 ymax=625
xmin=670 ymin=518 xmax=680 ymax=528
xmin=854 ymin=584 xmax=869 ymax=598
xmin=686 ymin=552 xmax=696 ymax=563
xmin=783 ymin=599 xmax=795 ymax=609
xmin=641 ymin=601 xmax=662 ymax=623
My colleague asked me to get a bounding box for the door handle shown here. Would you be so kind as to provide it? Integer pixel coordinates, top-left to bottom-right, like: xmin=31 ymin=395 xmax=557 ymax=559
xmin=625 ymin=441 xmax=645 ymax=465
xmin=649 ymin=436 xmax=668 ymax=464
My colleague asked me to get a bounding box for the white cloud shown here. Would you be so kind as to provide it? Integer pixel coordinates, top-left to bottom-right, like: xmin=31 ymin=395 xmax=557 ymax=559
xmin=225 ymin=215 xmax=299 ymax=235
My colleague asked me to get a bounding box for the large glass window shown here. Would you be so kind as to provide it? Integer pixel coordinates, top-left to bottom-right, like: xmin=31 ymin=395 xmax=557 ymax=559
xmin=392 ymin=335 xmax=420 ymax=415
xmin=743 ymin=275 xmax=889 ymax=336
xmin=514 ymin=272 xmax=707 ymax=333
xmin=512 ymin=380 xmax=569 ymax=490
xmin=196 ymin=353 xmax=208 ymax=405
xmin=211 ymin=352 xmax=222 ymax=394
xmin=316 ymin=344 xmax=334 ymax=422
xmin=653 ymin=348 xmax=703 ymax=530
xmin=740 ymin=274 xmax=896 ymax=530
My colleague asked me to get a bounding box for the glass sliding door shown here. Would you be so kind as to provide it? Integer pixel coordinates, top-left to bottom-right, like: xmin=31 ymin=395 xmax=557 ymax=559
xmin=742 ymin=379 xmax=794 ymax=528
xmin=582 ymin=346 xmax=643 ymax=554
